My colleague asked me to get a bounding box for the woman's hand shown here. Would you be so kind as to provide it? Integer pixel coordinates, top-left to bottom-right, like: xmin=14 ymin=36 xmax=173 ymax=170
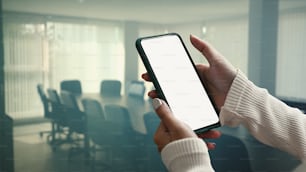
xmin=152 ymin=98 xmax=221 ymax=152
xmin=142 ymin=34 xmax=237 ymax=111
xmin=190 ymin=34 xmax=236 ymax=111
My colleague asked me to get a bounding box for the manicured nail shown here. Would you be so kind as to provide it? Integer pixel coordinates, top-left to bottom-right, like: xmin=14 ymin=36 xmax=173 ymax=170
xmin=190 ymin=34 xmax=198 ymax=39
xmin=152 ymin=98 xmax=162 ymax=110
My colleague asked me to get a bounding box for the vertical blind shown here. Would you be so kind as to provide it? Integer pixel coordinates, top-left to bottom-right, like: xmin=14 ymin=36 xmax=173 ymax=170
xmin=3 ymin=14 xmax=46 ymax=118
xmin=47 ymin=19 xmax=125 ymax=93
xmin=203 ymin=17 xmax=249 ymax=75
xmin=3 ymin=13 xmax=124 ymax=119
xmin=276 ymin=9 xmax=306 ymax=100
xmin=4 ymin=9 xmax=306 ymax=119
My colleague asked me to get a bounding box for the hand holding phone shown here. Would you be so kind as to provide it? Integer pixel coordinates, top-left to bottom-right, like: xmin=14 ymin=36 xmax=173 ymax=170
xmin=136 ymin=33 xmax=220 ymax=133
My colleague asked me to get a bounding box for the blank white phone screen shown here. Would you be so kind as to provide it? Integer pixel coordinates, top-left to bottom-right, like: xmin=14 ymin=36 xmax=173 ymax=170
xmin=141 ymin=35 xmax=219 ymax=130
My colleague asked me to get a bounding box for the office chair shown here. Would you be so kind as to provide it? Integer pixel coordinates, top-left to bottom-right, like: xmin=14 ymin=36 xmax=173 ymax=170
xmin=47 ymin=88 xmax=71 ymax=150
xmin=100 ymin=80 xmax=121 ymax=97
xmin=143 ymin=111 xmax=160 ymax=136
xmin=60 ymin=90 xmax=86 ymax=135
xmin=209 ymin=134 xmax=253 ymax=172
xmin=60 ymin=91 xmax=88 ymax=161
xmin=127 ymin=80 xmax=146 ymax=99
xmin=82 ymin=98 xmax=111 ymax=171
xmin=37 ymin=84 xmax=55 ymax=143
xmin=47 ymin=88 xmax=67 ymax=127
xmin=143 ymin=111 xmax=166 ymax=171
xmin=104 ymin=104 xmax=147 ymax=171
xmin=60 ymin=79 xmax=82 ymax=95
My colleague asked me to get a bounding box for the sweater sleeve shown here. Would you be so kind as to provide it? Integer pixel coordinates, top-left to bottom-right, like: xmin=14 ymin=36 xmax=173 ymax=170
xmin=220 ymin=70 xmax=306 ymax=161
xmin=161 ymin=138 xmax=214 ymax=172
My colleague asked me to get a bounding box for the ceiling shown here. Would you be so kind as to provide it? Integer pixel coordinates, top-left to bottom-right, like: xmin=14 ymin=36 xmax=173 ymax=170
xmin=2 ymin=0 xmax=306 ymax=24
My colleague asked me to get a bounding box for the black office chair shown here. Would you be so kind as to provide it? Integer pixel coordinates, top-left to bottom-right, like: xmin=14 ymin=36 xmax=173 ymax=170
xmin=60 ymin=91 xmax=87 ymax=161
xmin=104 ymin=105 xmax=136 ymax=133
xmin=209 ymin=134 xmax=253 ymax=172
xmin=60 ymin=91 xmax=86 ymax=135
xmin=47 ymin=88 xmax=71 ymax=150
xmin=60 ymin=80 xmax=82 ymax=95
xmin=37 ymin=84 xmax=55 ymax=143
xmin=143 ymin=111 xmax=160 ymax=136
xmin=143 ymin=111 xmax=166 ymax=171
xmin=127 ymin=80 xmax=146 ymax=99
xmin=104 ymin=104 xmax=146 ymax=171
xmin=100 ymin=80 xmax=121 ymax=97
xmin=82 ymin=98 xmax=111 ymax=171
xmin=47 ymin=88 xmax=68 ymax=128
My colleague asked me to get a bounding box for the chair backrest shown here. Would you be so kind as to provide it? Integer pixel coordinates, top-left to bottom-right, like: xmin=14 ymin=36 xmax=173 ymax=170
xmin=37 ymin=84 xmax=46 ymax=98
xmin=83 ymin=99 xmax=132 ymax=146
xmin=37 ymin=84 xmax=50 ymax=118
xmin=143 ymin=111 xmax=165 ymax=170
xmin=47 ymin=88 xmax=61 ymax=102
xmin=60 ymin=90 xmax=80 ymax=111
xmin=104 ymin=104 xmax=132 ymax=131
xmin=143 ymin=111 xmax=160 ymax=136
xmin=47 ymin=88 xmax=68 ymax=126
xmin=209 ymin=134 xmax=253 ymax=172
xmin=60 ymin=80 xmax=82 ymax=95
xmin=127 ymin=80 xmax=146 ymax=98
xmin=82 ymin=99 xmax=106 ymax=143
xmin=47 ymin=88 xmax=63 ymax=112
xmin=61 ymin=90 xmax=85 ymax=133
xmin=82 ymin=99 xmax=106 ymax=121
xmin=100 ymin=80 xmax=121 ymax=97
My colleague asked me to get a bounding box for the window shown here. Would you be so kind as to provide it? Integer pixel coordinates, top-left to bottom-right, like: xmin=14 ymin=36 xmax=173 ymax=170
xmin=3 ymin=13 xmax=125 ymax=119
xmin=202 ymin=17 xmax=249 ymax=75
xmin=3 ymin=14 xmax=46 ymax=118
xmin=47 ymin=19 xmax=124 ymax=93
xmin=276 ymin=9 xmax=306 ymax=100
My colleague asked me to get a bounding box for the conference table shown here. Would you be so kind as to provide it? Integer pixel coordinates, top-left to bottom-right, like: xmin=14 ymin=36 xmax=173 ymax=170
xmin=78 ymin=93 xmax=154 ymax=134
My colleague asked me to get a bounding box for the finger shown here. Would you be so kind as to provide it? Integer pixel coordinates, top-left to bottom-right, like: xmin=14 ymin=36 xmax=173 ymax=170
xmin=152 ymin=98 xmax=180 ymax=130
xmin=157 ymin=145 xmax=163 ymax=152
xmin=195 ymin=64 xmax=209 ymax=75
xmin=154 ymin=122 xmax=169 ymax=152
xmin=195 ymin=64 xmax=210 ymax=82
xmin=141 ymin=73 xmax=152 ymax=82
xmin=198 ymin=130 xmax=222 ymax=139
xmin=190 ymin=34 xmax=222 ymax=65
xmin=206 ymin=142 xmax=217 ymax=150
xmin=148 ymin=90 xmax=158 ymax=98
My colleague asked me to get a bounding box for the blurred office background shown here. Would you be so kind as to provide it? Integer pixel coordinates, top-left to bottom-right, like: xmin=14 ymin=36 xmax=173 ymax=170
xmin=0 ymin=0 xmax=306 ymax=171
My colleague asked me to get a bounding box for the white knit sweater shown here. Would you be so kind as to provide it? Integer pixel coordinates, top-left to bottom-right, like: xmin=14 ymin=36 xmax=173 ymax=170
xmin=161 ymin=71 xmax=306 ymax=172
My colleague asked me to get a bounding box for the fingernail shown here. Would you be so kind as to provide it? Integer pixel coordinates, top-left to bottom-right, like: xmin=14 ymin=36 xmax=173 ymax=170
xmin=152 ymin=98 xmax=162 ymax=110
xmin=190 ymin=34 xmax=198 ymax=39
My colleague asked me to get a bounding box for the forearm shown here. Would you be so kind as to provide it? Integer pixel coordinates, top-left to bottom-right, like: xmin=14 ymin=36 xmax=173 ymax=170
xmin=220 ymin=71 xmax=306 ymax=160
xmin=161 ymin=138 xmax=214 ymax=172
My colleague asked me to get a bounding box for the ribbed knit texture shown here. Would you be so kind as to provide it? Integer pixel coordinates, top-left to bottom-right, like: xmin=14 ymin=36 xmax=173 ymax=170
xmin=161 ymin=138 xmax=214 ymax=172
xmin=220 ymin=70 xmax=306 ymax=161
xmin=160 ymin=70 xmax=306 ymax=172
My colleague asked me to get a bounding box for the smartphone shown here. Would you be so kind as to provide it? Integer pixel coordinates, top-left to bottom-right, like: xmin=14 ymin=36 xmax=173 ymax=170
xmin=135 ymin=33 xmax=220 ymax=133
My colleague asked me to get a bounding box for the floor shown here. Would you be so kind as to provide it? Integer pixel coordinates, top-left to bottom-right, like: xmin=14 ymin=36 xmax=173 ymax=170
xmin=13 ymin=122 xmax=302 ymax=172
xmin=14 ymin=123 xmax=85 ymax=172
xmin=13 ymin=122 xmax=166 ymax=172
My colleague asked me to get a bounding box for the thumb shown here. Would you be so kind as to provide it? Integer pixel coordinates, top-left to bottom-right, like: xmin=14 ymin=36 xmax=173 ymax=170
xmin=190 ymin=34 xmax=222 ymax=65
xmin=152 ymin=98 xmax=179 ymax=130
